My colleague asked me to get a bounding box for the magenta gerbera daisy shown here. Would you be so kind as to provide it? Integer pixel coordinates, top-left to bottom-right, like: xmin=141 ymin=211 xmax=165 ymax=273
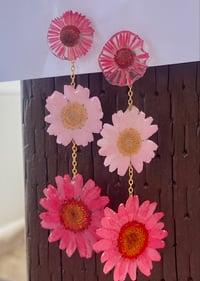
xmin=39 ymin=173 xmax=109 ymax=258
xmin=99 ymin=30 xmax=149 ymax=87
xmin=45 ymin=84 xmax=103 ymax=147
xmin=93 ymin=195 xmax=168 ymax=280
xmin=98 ymin=106 xmax=158 ymax=176
xmin=48 ymin=10 xmax=94 ymax=60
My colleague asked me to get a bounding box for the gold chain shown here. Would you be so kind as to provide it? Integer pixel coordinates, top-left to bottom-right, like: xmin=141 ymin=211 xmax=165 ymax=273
xmin=128 ymin=164 xmax=134 ymax=196
xmin=128 ymin=86 xmax=134 ymax=195
xmin=72 ymin=140 xmax=77 ymax=177
xmin=128 ymin=86 xmax=133 ymax=110
xmin=70 ymin=60 xmax=76 ymax=88
xmin=71 ymin=61 xmax=76 ymax=177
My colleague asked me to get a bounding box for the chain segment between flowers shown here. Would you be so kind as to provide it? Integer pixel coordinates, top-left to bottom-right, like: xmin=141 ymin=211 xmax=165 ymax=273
xmin=72 ymin=139 xmax=78 ymax=177
xmin=128 ymin=164 xmax=134 ymax=196
xmin=70 ymin=60 xmax=76 ymax=88
xmin=128 ymin=86 xmax=133 ymax=110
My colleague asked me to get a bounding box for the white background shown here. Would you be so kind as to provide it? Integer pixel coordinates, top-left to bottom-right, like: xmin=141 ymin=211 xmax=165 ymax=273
xmin=0 ymin=0 xmax=199 ymax=82
xmin=0 ymin=81 xmax=24 ymax=227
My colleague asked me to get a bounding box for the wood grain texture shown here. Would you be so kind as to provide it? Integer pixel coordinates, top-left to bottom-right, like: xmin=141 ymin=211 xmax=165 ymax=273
xmin=22 ymin=62 xmax=200 ymax=281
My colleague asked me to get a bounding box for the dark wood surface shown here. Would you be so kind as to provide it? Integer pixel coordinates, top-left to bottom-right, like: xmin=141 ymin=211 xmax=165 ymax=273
xmin=22 ymin=62 xmax=200 ymax=281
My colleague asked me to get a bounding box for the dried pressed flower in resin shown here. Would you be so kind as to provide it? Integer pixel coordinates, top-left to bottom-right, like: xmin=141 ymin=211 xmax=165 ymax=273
xmin=99 ymin=30 xmax=149 ymax=86
xmin=93 ymin=195 xmax=168 ymax=280
xmin=40 ymin=173 xmax=109 ymax=258
xmin=45 ymin=84 xmax=103 ymax=146
xmin=98 ymin=106 xmax=158 ymax=176
xmin=48 ymin=10 xmax=94 ymax=60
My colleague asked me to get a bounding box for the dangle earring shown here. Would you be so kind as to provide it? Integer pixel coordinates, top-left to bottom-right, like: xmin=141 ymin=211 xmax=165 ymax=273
xmin=93 ymin=31 xmax=168 ymax=280
xmin=39 ymin=10 xmax=109 ymax=259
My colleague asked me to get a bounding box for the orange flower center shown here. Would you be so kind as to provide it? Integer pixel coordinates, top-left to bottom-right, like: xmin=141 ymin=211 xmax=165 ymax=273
xmin=117 ymin=128 xmax=142 ymax=156
xmin=60 ymin=199 xmax=91 ymax=232
xmin=61 ymin=102 xmax=88 ymax=129
xmin=60 ymin=25 xmax=80 ymax=47
xmin=114 ymin=48 xmax=135 ymax=69
xmin=118 ymin=221 xmax=148 ymax=259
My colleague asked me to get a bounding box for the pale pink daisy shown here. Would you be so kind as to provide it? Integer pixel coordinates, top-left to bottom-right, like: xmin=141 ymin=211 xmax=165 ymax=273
xmin=98 ymin=106 xmax=158 ymax=176
xmin=93 ymin=195 xmax=168 ymax=281
xmin=48 ymin=10 xmax=94 ymax=60
xmin=99 ymin=30 xmax=149 ymax=87
xmin=45 ymin=84 xmax=103 ymax=146
xmin=39 ymin=173 xmax=109 ymax=258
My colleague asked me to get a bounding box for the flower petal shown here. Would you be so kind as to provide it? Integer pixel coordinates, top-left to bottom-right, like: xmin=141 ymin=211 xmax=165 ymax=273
xmin=137 ymin=254 xmax=151 ymax=276
xmin=96 ymin=228 xmax=119 ymax=240
xmin=145 ymin=247 xmax=161 ymax=262
xmin=101 ymin=249 xmax=120 ymax=263
xmin=117 ymin=258 xmax=129 ymax=281
xmin=48 ymin=226 xmax=65 ymax=242
xmin=103 ymin=253 xmax=121 ymax=274
xmin=128 ymin=259 xmax=137 ymax=281
xmin=93 ymin=239 xmax=117 ymax=253
xmin=101 ymin=217 xmax=121 ymax=231
xmin=72 ymin=174 xmax=83 ymax=198
xmin=59 ymin=229 xmax=72 ymax=250
xmin=55 ymin=175 xmax=65 ymax=199
xmin=87 ymin=196 xmax=109 ymax=211
xmin=66 ymin=233 xmax=77 ymax=257
xmin=40 ymin=197 xmax=60 ymax=212
xmin=148 ymin=238 xmax=165 ymax=249
xmin=117 ymin=204 xmax=129 ymax=225
xmin=76 ymin=231 xmax=92 ymax=258
xmin=145 ymin=212 xmax=164 ymax=229
xmin=125 ymin=195 xmax=139 ymax=221
xmin=40 ymin=212 xmax=60 ymax=229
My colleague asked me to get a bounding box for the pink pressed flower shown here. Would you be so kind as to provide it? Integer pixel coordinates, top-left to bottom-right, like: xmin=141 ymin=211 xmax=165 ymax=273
xmin=48 ymin=10 xmax=94 ymax=60
xmin=45 ymin=84 xmax=103 ymax=147
xmin=39 ymin=173 xmax=109 ymax=258
xmin=98 ymin=106 xmax=158 ymax=176
xmin=93 ymin=195 xmax=168 ymax=281
xmin=99 ymin=30 xmax=149 ymax=87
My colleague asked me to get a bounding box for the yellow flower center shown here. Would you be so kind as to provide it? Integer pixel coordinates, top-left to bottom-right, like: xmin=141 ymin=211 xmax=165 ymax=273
xmin=61 ymin=102 xmax=88 ymax=130
xmin=60 ymin=199 xmax=91 ymax=232
xmin=117 ymin=128 xmax=142 ymax=156
xmin=118 ymin=221 xmax=148 ymax=259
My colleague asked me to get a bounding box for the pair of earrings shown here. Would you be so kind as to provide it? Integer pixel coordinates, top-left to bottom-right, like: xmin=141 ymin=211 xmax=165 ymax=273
xmin=39 ymin=10 xmax=168 ymax=281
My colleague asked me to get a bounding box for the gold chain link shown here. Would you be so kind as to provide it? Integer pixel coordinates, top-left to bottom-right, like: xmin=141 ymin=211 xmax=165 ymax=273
xmin=71 ymin=139 xmax=77 ymax=177
xmin=128 ymin=164 xmax=134 ymax=196
xmin=128 ymin=86 xmax=133 ymax=110
xmin=70 ymin=60 xmax=76 ymax=88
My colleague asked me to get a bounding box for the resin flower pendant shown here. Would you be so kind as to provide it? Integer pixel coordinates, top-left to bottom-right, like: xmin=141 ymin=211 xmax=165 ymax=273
xmin=99 ymin=30 xmax=149 ymax=87
xmin=41 ymin=10 xmax=109 ymax=260
xmin=40 ymin=173 xmax=109 ymax=258
xmin=45 ymin=84 xmax=103 ymax=146
xmin=96 ymin=29 xmax=167 ymax=281
xmin=98 ymin=106 xmax=158 ymax=176
xmin=93 ymin=195 xmax=168 ymax=281
xmin=48 ymin=10 xmax=94 ymax=60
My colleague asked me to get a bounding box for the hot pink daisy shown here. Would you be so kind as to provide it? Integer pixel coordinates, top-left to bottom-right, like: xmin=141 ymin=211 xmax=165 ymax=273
xmin=39 ymin=173 xmax=109 ymax=258
xmin=45 ymin=84 xmax=103 ymax=146
xmin=93 ymin=195 xmax=168 ymax=281
xmin=98 ymin=106 xmax=158 ymax=176
xmin=48 ymin=10 xmax=94 ymax=60
xmin=99 ymin=30 xmax=149 ymax=87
